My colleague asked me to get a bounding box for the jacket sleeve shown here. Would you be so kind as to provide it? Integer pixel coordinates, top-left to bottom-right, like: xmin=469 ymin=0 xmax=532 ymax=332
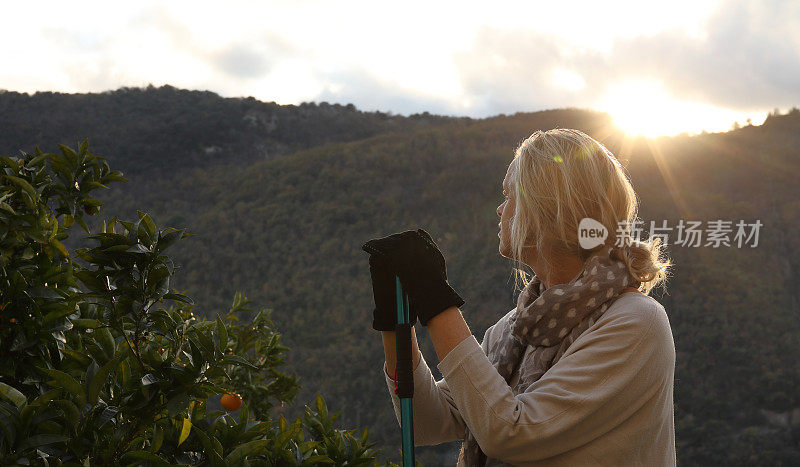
xmin=383 ymin=325 xmax=496 ymax=446
xmin=436 ymin=301 xmax=673 ymax=463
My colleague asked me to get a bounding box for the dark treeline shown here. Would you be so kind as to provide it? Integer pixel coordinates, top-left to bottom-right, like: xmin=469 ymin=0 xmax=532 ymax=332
xmin=2 ymin=86 xmax=798 ymax=465
xmin=0 ymin=85 xmax=468 ymax=177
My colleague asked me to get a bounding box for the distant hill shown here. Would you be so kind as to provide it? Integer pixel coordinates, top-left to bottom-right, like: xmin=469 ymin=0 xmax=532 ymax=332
xmin=0 ymin=84 xmax=468 ymax=176
xmin=2 ymin=86 xmax=798 ymax=465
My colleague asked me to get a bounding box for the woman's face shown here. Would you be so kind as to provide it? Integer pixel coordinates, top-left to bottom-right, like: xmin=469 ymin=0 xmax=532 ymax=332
xmin=497 ymin=168 xmax=514 ymax=258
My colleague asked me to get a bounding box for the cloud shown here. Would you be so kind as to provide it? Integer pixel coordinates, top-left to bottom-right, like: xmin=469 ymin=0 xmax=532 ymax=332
xmin=212 ymin=44 xmax=272 ymax=79
xmin=1 ymin=0 xmax=796 ymax=121
xmin=453 ymin=27 xmax=586 ymax=117
xmin=450 ymin=0 xmax=800 ymax=116
xmin=613 ymin=0 xmax=800 ymax=110
xmin=207 ymin=31 xmax=300 ymax=80
xmin=313 ymin=67 xmax=460 ymax=116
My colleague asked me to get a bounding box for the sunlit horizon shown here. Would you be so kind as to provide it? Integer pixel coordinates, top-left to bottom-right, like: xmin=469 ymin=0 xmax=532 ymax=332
xmin=0 ymin=79 xmax=780 ymax=138
xmin=1 ymin=0 xmax=796 ymax=139
xmin=596 ymin=79 xmax=770 ymax=137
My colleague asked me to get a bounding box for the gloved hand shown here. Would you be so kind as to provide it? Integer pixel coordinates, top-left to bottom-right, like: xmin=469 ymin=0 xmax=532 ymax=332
xmin=362 ymin=229 xmax=465 ymax=326
xmin=365 ymin=251 xmax=418 ymax=331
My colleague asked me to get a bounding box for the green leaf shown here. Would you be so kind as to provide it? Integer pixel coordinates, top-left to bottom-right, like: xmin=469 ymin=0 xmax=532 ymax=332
xmin=222 ymin=355 xmax=259 ymax=370
xmin=17 ymin=434 xmax=70 ymax=451
xmin=193 ymin=427 xmax=225 ymax=466
xmin=164 ymin=392 xmax=189 ymax=417
xmin=59 ymin=144 xmax=78 ymax=168
xmin=86 ymin=181 xmax=109 ymax=190
xmin=196 ymin=330 xmax=215 ymax=356
xmin=0 ymin=382 xmax=27 ymax=409
xmin=0 ymin=201 xmax=16 ymax=215
xmin=178 ymin=417 xmax=192 ymax=446
xmin=119 ymin=360 xmax=130 ymax=386
xmin=216 ymin=315 xmax=228 ymax=353
xmin=75 ymin=270 xmax=105 ymax=292
xmin=136 ymin=211 xmax=156 ymax=245
xmin=316 ymin=393 xmax=328 ymax=420
xmin=102 ymin=244 xmax=132 ymax=253
xmin=53 ymin=399 xmax=80 ymax=431
xmin=0 ymin=155 xmax=20 ymax=168
xmin=49 ymin=317 xmax=74 ymax=332
xmin=27 ymin=153 xmax=50 ymax=167
xmin=150 ymin=424 xmax=164 ymax=452
xmin=39 ymin=368 xmax=86 ymax=406
xmin=3 ymin=174 xmax=37 ymax=198
xmin=89 ymin=355 xmax=120 ymax=404
xmin=98 ymin=406 xmax=118 ymax=427
xmin=43 ymin=306 xmax=73 ymax=324
xmin=94 ymin=327 xmax=116 ymax=361
xmin=51 ymin=238 xmax=69 ymax=258
xmin=235 ymin=403 xmax=250 ymax=436
xmin=61 ymin=348 xmax=92 ymax=366
xmin=120 ymin=451 xmax=169 ymax=466
xmin=164 ymin=292 xmax=194 ymax=305
xmin=30 ymin=388 xmax=62 ymax=408
xmin=123 ymin=244 xmax=148 ymax=255
xmin=72 ymin=318 xmax=102 ymax=329
xmin=225 ymin=440 xmax=271 ymax=463
xmin=88 ymin=232 xmax=132 ymax=246
xmin=187 ymin=338 xmax=206 ymax=371
xmin=155 ymin=228 xmax=184 ymax=253
xmin=141 ymin=374 xmax=160 ymax=386
xmin=29 ymin=286 xmax=64 ymax=301
xmin=146 ymin=265 xmax=170 ymax=298
xmin=76 ymin=216 xmax=90 ymax=234
xmin=103 ymin=172 xmax=128 ymax=182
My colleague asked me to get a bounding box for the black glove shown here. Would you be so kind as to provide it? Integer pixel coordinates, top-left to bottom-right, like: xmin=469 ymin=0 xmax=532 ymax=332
xmin=365 ymin=252 xmax=418 ymax=331
xmin=362 ymin=229 xmax=465 ymax=326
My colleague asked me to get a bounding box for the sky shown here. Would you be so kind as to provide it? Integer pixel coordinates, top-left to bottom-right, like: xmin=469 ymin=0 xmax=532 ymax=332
xmin=1 ymin=0 xmax=798 ymax=137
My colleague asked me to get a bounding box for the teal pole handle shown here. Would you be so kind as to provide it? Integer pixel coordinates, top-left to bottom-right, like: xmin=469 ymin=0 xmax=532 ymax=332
xmin=394 ymin=275 xmax=415 ymax=466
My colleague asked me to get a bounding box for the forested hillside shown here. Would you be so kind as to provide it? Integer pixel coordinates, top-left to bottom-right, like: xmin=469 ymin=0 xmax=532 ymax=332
xmin=0 ymin=85 xmax=466 ymax=176
xmin=2 ymin=86 xmax=798 ymax=464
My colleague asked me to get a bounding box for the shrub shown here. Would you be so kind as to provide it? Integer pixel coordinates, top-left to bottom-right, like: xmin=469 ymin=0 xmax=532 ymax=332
xmin=0 ymin=142 xmax=396 ymax=465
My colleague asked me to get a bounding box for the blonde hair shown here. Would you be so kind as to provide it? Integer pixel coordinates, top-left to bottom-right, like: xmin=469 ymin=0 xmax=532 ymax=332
xmin=506 ymin=128 xmax=672 ymax=295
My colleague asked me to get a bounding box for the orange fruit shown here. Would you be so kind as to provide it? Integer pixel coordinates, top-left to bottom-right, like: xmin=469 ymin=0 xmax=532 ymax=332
xmin=220 ymin=393 xmax=242 ymax=411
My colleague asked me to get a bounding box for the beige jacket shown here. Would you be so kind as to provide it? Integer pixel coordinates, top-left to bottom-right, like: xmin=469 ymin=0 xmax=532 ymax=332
xmin=384 ymin=292 xmax=676 ymax=466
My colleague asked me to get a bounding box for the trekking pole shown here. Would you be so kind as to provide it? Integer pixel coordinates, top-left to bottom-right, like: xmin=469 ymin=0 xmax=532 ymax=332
xmin=394 ymin=275 xmax=415 ymax=467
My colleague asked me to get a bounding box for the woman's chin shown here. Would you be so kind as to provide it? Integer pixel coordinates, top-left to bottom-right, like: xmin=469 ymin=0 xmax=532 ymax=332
xmin=498 ymin=242 xmax=510 ymax=258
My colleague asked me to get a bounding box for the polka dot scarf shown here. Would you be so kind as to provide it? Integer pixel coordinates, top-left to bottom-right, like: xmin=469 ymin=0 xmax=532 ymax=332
xmin=459 ymin=244 xmax=639 ymax=466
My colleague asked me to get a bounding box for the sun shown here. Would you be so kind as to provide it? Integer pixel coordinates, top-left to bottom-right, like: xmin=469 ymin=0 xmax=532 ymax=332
xmin=598 ymin=78 xmax=761 ymax=138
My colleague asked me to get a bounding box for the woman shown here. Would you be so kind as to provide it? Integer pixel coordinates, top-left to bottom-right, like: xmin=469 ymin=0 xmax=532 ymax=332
xmin=362 ymin=128 xmax=676 ymax=466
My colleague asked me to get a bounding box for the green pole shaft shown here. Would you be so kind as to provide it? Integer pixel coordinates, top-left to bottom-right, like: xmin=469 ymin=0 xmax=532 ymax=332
xmin=395 ymin=276 xmax=415 ymax=466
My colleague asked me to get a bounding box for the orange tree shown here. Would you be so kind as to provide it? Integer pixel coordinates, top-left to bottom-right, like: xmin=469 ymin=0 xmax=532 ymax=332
xmin=0 ymin=142 xmax=396 ymax=465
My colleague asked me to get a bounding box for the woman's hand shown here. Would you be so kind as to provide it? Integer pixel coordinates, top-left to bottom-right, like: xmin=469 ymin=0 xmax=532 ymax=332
xmin=362 ymin=229 xmax=465 ymax=326
xmin=364 ymin=251 xmax=418 ymax=331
